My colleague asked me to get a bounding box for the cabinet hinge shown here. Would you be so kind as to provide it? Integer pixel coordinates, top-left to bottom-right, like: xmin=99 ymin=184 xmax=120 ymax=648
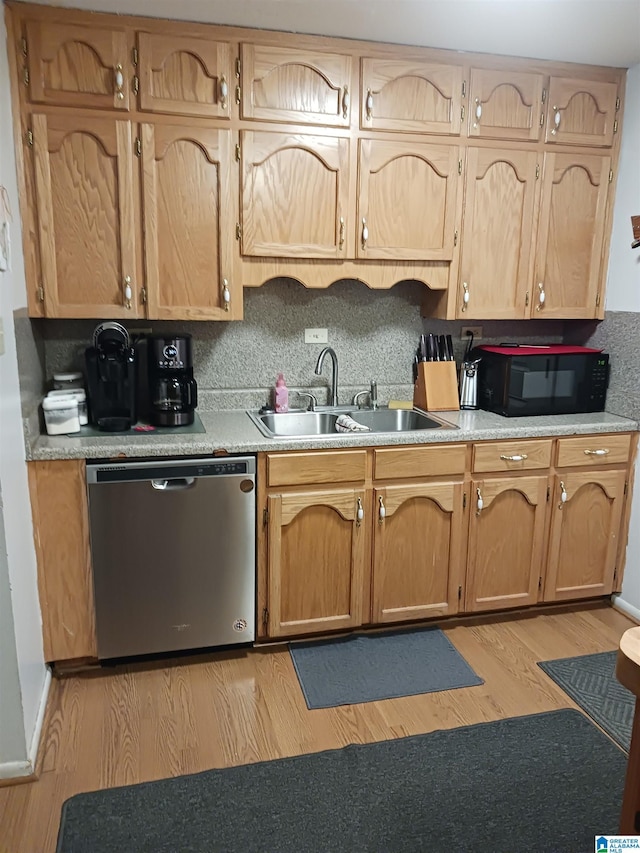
xmin=538 ymin=576 xmax=542 ymax=590
xmin=235 ymin=142 xmax=241 ymax=162
xmin=463 ymin=492 xmax=467 ymax=509
xmin=23 ymin=67 xmax=29 ymax=86
xmin=614 ymin=566 xmax=618 ymax=583
xmin=596 ymin=293 xmax=601 ymax=307
xmin=535 ymin=164 xmax=540 ymax=179
xmin=235 ymin=84 xmax=241 ymax=106
xmin=26 ymin=128 xmax=33 ymax=147
xmin=615 ymin=96 xmax=620 ymax=111
xmin=21 ymin=37 xmax=28 ymax=57
xmin=454 ymin=229 xmax=458 ymax=247
xmin=546 ymin=485 xmax=550 ymax=501
xmin=235 ymin=56 xmax=241 ymax=77
xmin=140 ymin=286 xmax=147 ymax=305
xmin=525 ymin=291 xmax=529 ymax=307
xmin=135 ymin=137 xmax=141 ymax=157
xmin=613 ymin=119 xmax=618 ymax=134
xmin=458 ymin=585 xmax=462 ymax=601
xmin=133 ymin=75 xmax=139 ymax=96
xmin=263 ymin=507 xmax=269 ymax=526
xmin=132 ymin=46 xmax=138 ymax=67
xmin=609 ymin=169 xmax=614 ymax=183
xmin=539 ymin=112 xmax=544 ymax=127
xmin=458 ymin=159 xmax=462 ymax=176
xmin=236 ymin=221 xmax=242 ymax=240
xmin=460 ymin=105 xmax=465 ymax=122
xmin=542 ymin=87 xmax=547 ymax=104
xmin=262 ymin=607 xmax=269 ymax=629
xmin=37 ymin=285 xmax=45 ymax=303
xmin=624 ymin=480 xmax=628 ymax=496
xmin=462 ymin=80 xmax=466 ymax=97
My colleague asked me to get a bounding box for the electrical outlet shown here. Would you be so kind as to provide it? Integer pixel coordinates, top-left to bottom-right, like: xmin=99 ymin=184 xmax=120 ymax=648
xmin=460 ymin=325 xmax=483 ymax=340
xmin=304 ymin=328 xmax=328 ymax=344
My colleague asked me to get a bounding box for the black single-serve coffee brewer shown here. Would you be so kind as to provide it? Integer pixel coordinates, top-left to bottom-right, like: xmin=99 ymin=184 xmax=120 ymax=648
xmin=147 ymin=334 xmax=198 ymax=426
xmin=85 ymin=322 xmax=137 ymax=431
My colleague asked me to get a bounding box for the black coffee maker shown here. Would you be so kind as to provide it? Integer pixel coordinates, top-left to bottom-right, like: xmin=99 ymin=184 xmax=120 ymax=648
xmin=85 ymin=322 xmax=136 ymax=432
xmin=147 ymin=334 xmax=198 ymax=426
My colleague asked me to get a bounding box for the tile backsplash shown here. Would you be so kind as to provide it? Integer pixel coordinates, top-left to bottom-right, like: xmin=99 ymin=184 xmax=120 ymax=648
xmin=24 ymin=279 xmax=567 ymax=411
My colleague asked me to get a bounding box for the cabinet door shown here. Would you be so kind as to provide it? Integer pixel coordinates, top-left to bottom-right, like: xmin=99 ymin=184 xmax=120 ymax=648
xmin=533 ymin=153 xmax=610 ymax=319
xmin=142 ymin=124 xmax=238 ymax=320
xmin=468 ymin=69 xmax=544 ymax=141
xmin=32 ymin=113 xmax=139 ymax=318
xmin=241 ymin=131 xmax=350 ymax=258
xmin=267 ymin=489 xmax=366 ymax=637
xmin=357 ymin=138 xmax=459 ymax=260
xmin=545 ymin=77 xmax=619 ymax=147
xmin=361 ymin=58 xmax=462 ymax=134
xmin=25 ymin=20 xmax=130 ymax=109
xmin=138 ymin=33 xmax=231 ymax=118
xmin=465 ymin=476 xmax=548 ymax=612
xmin=545 ymin=470 xmax=626 ymax=601
xmin=372 ymin=482 xmax=464 ymax=624
xmin=241 ymin=44 xmax=351 ymax=126
xmin=458 ymin=148 xmax=538 ymax=319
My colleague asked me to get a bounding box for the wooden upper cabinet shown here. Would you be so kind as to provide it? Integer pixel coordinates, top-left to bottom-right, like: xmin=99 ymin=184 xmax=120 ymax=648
xmin=141 ymin=125 xmax=238 ymax=320
xmin=361 ymin=58 xmax=463 ymax=134
xmin=31 ymin=113 xmax=139 ymax=318
xmin=357 ymin=138 xmax=460 ymax=260
xmin=545 ymin=77 xmax=619 ymax=147
xmin=25 ymin=20 xmax=130 ymax=110
xmin=241 ymin=44 xmax=352 ymax=126
xmin=371 ymin=481 xmax=464 ymax=624
xmin=545 ymin=470 xmax=626 ymax=601
xmin=458 ymin=148 xmax=538 ymax=319
xmin=533 ymin=152 xmax=610 ymax=319
xmin=266 ymin=489 xmax=366 ymax=637
xmin=465 ymin=475 xmax=548 ymax=613
xmin=137 ymin=33 xmax=231 ymax=118
xmin=241 ymin=130 xmax=350 ymax=258
xmin=467 ymin=69 xmax=544 ymax=141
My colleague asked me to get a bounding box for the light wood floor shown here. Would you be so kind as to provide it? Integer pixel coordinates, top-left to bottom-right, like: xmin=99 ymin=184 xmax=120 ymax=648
xmin=0 ymin=603 xmax=634 ymax=853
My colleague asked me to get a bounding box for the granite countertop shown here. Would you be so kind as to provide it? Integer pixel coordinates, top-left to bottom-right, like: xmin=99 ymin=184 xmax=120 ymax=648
xmin=27 ymin=408 xmax=639 ymax=461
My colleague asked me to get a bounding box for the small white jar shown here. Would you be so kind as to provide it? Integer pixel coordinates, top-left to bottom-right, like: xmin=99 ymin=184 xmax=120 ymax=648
xmin=42 ymin=396 xmax=81 ymax=435
xmin=46 ymin=389 xmax=88 ymax=425
xmin=52 ymin=371 xmax=84 ymax=391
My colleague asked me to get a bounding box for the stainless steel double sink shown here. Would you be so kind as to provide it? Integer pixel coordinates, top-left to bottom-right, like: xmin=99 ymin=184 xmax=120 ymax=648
xmin=247 ymin=406 xmax=457 ymax=438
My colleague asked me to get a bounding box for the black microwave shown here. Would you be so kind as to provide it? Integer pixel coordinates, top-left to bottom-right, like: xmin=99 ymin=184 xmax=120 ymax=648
xmin=475 ymin=345 xmax=609 ymax=417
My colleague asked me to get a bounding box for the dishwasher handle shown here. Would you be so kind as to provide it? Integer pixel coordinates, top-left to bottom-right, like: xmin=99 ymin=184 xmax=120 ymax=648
xmin=151 ymin=477 xmax=196 ymax=491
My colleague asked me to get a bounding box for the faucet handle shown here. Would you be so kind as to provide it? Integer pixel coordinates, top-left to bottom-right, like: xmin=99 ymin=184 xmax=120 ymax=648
xmin=296 ymin=391 xmax=318 ymax=412
xmin=352 ymin=390 xmax=370 ymax=409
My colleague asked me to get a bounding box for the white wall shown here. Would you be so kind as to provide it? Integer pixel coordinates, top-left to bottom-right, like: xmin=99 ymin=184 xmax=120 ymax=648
xmin=0 ymin=3 xmax=48 ymax=773
xmin=605 ymin=64 xmax=640 ymax=617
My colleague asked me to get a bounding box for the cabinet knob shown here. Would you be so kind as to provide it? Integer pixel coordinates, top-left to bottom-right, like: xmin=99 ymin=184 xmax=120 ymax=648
xmin=551 ymin=106 xmax=561 ymax=135
xmin=219 ymin=75 xmax=228 ymax=110
xmin=559 ymin=480 xmax=568 ymax=509
xmin=378 ymin=495 xmax=386 ymax=523
xmin=500 ymin=454 xmax=528 ymax=462
xmin=536 ymin=281 xmax=545 ymax=311
xmin=222 ymin=278 xmax=230 ymax=311
xmin=584 ymin=448 xmax=610 ymax=456
xmin=365 ymin=88 xmax=373 ymax=121
xmin=114 ymin=64 xmax=124 ymax=100
xmin=476 ymin=487 xmax=484 ymax=516
xmin=338 ymin=216 xmax=345 ymax=251
xmin=124 ymin=275 xmax=132 ymax=310
xmin=474 ymin=98 xmax=482 ymax=127
xmin=361 ymin=218 xmax=369 ymax=250
xmin=342 ymin=86 xmax=350 ymax=119
xmin=356 ymin=496 xmax=364 ymax=526
xmin=462 ymin=282 xmax=470 ymax=313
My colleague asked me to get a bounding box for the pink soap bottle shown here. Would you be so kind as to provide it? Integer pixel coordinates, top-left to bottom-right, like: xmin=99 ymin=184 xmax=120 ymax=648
xmin=274 ymin=373 xmax=289 ymax=413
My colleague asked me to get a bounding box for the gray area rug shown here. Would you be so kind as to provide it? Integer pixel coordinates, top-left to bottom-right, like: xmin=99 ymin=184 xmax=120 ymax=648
xmin=289 ymin=627 xmax=483 ymax=709
xmin=57 ymin=709 xmax=627 ymax=853
xmin=538 ymin=650 xmax=635 ymax=751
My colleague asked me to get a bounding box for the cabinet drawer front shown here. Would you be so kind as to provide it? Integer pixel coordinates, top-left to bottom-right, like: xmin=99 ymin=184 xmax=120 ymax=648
xmin=472 ymin=439 xmax=552 ymax=472
xmin=373 ymin=445 xmax=466 ymax=479
xmin=267 ymin=450 xmax=367 ymax=486
xmin=556 ymin=434 xmax=632 ymax=467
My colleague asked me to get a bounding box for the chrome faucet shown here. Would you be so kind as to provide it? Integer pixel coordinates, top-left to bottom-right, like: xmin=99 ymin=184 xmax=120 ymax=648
xmin=314 ymin=346 xmax=339 ymax=406
xmin=353 ymin=379 xmax=378 ymax=410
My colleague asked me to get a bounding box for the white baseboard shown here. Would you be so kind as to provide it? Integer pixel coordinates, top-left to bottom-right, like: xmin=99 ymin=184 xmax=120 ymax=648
xmin=0 ymin=666 xmax=51 ymax=780
xmin=612 ymin=594 xmax=640 ymax=625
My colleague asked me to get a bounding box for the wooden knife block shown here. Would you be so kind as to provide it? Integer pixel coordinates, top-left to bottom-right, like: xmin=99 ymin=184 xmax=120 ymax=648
xmin=413 ymin=361 xmax=460 ymax=412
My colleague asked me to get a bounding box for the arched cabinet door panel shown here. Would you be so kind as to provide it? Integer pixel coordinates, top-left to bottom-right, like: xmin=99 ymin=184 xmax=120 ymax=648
xmin=25 ymin=19 xmax=130 ymax=109
xmin=545 ymin=77 xmax=619 ymax=147
xmin=241 ymin=44 xmax=352 ymax=126
xmin=137 ymin=33 xmax=232 ymax=118
xmin=266 ymin=490 xmax=366 ymax=637
xmin=465 ymin=476 xmax=548 ymax=612
xmin=32 ymin=113 xmax=138 ymax=318
xmin=467 ymin=69 xmax=544 ymax=141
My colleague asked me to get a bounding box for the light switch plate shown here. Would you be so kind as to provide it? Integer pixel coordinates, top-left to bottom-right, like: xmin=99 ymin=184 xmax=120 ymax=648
xmin=305 ymin=328 xmax=328 ymax=344
xmin=0 ymin=317 xmax=5 ymax=356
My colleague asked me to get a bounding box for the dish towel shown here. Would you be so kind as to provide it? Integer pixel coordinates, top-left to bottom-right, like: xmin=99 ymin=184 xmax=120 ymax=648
xmin=335 ymin=414 xmax=371 ymax=432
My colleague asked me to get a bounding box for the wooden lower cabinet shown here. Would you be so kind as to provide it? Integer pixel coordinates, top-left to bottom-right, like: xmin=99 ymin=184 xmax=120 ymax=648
xmin=371 ymin=481 xmax=465 ymax=623
xmin=544 ymin=469 xmax=627 ymax=601
xmin=27 ymin=459 xmax=97 ymax=662
xmin=464 ymin=475 xmax=548 ymax=612
xmin=266 ymin=488 xmax=366 ymax=637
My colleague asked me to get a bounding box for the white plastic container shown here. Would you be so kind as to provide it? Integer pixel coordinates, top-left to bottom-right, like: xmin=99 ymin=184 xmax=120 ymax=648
xmin=42 ymin=396 xmax=81 ymax=435
xmin=46 ymin=389 xmax=88 ymax=425
xmin=52 ymin=371 xmax=84 ymax=391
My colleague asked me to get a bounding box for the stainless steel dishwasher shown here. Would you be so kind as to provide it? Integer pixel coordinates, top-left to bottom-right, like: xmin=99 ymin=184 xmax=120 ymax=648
xmin=86 ymin=456 xmax=256 ymax=659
